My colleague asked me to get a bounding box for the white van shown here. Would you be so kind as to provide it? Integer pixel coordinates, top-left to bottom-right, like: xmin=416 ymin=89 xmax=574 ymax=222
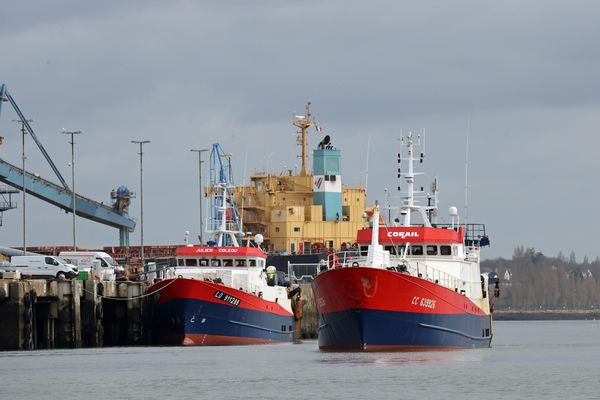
xmin=59 ymin=251 xmax=124 ymax=277
xmin=10 ymin=255 xmax=78 ymax=279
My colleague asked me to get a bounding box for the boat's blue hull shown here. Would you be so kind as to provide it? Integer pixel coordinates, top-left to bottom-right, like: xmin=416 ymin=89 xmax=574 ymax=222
xmin=318 ymin=307 xmax=492 ymax=350
xmin=152 ymin=297 xmax=295 ymax=345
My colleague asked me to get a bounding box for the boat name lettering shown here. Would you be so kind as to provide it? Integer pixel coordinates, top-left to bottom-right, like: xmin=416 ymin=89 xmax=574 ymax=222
xmin=194 ymin=248 xmax=241 ymax=254
xmin=317 ymin=297 xmax=326 ymax=307
xmin=387 ymin=231 xmax=419 ymax=239
xmin=411 ymin=296 xmax=436 ymax=309
xmin=213 ymin=290 xmax=241 ymax=306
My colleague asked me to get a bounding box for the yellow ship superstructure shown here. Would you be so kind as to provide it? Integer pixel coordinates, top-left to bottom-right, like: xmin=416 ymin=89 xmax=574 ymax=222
xmin=234 ymin=103 xmax=367 ymax=254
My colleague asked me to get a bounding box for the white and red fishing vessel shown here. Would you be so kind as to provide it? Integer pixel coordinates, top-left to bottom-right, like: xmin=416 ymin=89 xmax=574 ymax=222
xmin=312 ymin=132 xmax=496 ymax=351
xmin=147 ymin=144 xmax=296 ymax=346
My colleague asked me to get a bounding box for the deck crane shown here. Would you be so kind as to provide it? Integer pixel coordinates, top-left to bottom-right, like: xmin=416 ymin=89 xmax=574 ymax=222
xmin=0 ymin=84 xmax=136 ymax=246
xmin=207 ymin=143 xmax=242 ymax=246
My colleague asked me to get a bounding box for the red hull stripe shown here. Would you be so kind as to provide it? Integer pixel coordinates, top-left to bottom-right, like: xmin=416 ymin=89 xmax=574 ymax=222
xmin=148 ymin=278 xmax=292 ymax=317
xmin=356 ymin=226 xmax=464 ymax=244
xmin=319 ymin=344 xmax=463 ymax=352
xmin=312 ymin=267 xmax=487 ymax=316
xmin=163 ymin=333 xmax=281 ymax=346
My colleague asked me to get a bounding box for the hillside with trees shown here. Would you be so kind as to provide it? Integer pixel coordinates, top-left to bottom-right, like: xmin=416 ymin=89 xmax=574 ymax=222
xmin=482 ymin=246 xmax=600 ymax=311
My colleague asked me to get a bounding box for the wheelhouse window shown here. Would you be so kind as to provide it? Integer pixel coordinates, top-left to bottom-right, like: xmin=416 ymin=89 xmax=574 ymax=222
xmin=440 ymin=245 xmax=452 ymax=256
xmin=210 ymin=259 xmax=221 ymax=267
xmin=426 ymin=245 xmax=438 ymax=256
xmin=223 ymin=259 xmax=233 ymax=267
xmin=177 ymin=259 xmax=184 ymax=266
xmin=199 ymin=259 xmax=209 ymax=266
xmin=384 ymin=246 xmax=399 ymax=255
xmin=249 ymin=259 xmax=256 ymax=267
xmin=411 ymin=245 xmax=423 ymax=256
xmin=185 ymin=259 xmax=197 ymax=267
xmin=236 ymin=260 xmax=246 ymax=267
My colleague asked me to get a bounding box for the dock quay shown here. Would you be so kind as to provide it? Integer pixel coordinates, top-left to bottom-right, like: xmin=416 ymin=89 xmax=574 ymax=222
xmin=0 ymin=278 xmax=149 ymax=351
xmin=0 ymin=278 xmax=317 ymax=350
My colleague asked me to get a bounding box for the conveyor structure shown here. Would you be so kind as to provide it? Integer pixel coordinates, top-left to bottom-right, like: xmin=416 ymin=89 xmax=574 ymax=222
xmin=0 ymin=84 xmax=136 ymax=245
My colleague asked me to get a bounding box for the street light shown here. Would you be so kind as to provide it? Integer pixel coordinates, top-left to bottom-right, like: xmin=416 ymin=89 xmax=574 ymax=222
xmin=190 ymin=148 xmax=209 ymax=244
xmin=62 ymin=129 xmax=83 ymax=251
xmin=13 ymin=118 xmax=32 ymax=255
xmin=132 ymin=140 xmax=150 ymax=267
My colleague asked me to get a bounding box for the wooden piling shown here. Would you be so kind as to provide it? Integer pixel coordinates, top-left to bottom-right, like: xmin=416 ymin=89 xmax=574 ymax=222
xmin=299 ymin=283 xmax=318 ymax=339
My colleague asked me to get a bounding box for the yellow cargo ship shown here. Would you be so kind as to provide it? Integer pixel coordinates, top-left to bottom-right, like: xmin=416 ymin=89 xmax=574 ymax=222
xmin=234 ymin=103 xmax=368 ymax=254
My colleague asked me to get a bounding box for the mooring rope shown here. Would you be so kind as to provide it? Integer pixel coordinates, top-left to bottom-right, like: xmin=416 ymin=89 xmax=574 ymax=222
xmin=80 ymin=276 xmax=180 ymax=301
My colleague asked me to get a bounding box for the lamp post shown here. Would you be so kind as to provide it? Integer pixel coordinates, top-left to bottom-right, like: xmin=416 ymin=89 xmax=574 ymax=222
xmin=13 ymin=118 xmax=32 ymax=255
xmin=190 ymin=148 xmax=209 ymax=244
xmin=132 ymin=140 xmax=150 ymax=267
xmin=62 ymin=129 xmax=82 ymax=251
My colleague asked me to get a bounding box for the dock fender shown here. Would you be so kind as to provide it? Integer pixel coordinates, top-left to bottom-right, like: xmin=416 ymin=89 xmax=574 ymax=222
xmin=23 ymin=292 xmax=31 ymax=308
xmin=95 ymin=303 xmax=104 ymax=320
xmin=97 ymin=282 xmax=104 ymax=296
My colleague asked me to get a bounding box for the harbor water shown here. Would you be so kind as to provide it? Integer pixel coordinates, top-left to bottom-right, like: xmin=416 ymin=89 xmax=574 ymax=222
xmin=1 ymin=320 xmax=599 ymax=400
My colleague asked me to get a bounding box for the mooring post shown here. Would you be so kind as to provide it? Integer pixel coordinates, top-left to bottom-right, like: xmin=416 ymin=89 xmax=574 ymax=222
xmin=71 ymin=280 xmax=82 ymax=347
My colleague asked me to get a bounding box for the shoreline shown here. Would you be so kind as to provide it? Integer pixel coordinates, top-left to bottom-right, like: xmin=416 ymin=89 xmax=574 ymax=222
xmin=493 ymin=310 xmax=600 ymax=321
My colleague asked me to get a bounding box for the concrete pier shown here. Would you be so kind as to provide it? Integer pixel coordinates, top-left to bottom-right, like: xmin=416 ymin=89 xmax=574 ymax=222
xmin=1 ymin=278 xmax=320 ymax=350
xmin=0 ymin=278 xmax=150 ymax=351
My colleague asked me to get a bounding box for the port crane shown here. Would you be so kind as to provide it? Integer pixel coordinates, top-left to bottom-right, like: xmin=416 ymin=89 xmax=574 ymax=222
xmin=0 ymin=84 xmax=136 ymax=246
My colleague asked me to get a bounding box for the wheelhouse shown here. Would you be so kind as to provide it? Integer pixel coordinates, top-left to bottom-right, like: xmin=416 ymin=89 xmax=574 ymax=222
xmin=175 ymin=246 xmax=266 ymax=269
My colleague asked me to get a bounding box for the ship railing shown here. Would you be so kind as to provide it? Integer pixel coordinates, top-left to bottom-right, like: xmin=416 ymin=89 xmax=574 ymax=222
xmin=409 ymin=261 xmax=462 ymax=292
xmin=286 ymin=262 xmax=322 ymax=283
xmin=325 ymin=251 xmax=463 ymax=292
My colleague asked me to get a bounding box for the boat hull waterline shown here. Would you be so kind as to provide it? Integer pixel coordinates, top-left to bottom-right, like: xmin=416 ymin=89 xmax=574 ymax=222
xmin=149 ymin=278 xmax=295 ymax=346
xmin=312 ymin=267 xmax=492 ymax=351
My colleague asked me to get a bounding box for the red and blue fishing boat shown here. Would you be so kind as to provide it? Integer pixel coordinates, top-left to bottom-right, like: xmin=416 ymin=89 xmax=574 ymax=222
xmin=312 ymin=132 xmax=496 ymax=351
xmin=147 ymin=143 xmax=296 ymax=346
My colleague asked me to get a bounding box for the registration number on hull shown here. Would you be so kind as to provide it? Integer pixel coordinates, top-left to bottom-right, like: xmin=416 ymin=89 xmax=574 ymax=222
xmin=411 ymin=296 xmax=436 ymax=309
xmin=214 ymin=290 xmax=241 ymax=307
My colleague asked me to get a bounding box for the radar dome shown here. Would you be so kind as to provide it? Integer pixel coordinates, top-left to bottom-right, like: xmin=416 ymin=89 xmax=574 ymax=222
xmin=448 ymin=206 xmax=458 ymax=216
xmin=254 ymin=234 xmax=264 ymax=245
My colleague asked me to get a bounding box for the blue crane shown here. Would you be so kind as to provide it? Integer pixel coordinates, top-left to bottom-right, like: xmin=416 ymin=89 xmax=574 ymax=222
xmin=0 ymin=84 xmax=136 ymax=246
xmin=207 ymin=143 xmax=242 ymax=246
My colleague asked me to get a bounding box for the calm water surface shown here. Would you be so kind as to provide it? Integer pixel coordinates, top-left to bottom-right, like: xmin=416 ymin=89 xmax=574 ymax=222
xmin=1 ymin=320 xmax=599 ymax=400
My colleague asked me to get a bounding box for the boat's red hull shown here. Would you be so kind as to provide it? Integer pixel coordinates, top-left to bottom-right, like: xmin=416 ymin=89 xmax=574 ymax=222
xmin=147 ymin=278 xmax=294 ymax=346
xmin=312 ymin=267 xmax=492 ymax=350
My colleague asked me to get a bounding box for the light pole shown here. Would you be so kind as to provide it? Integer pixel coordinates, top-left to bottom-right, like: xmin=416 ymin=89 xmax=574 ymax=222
xmin=62 ymin=129 xmax=82 ymax=251
xmin=190 ymin=148 xmax=209 ymax=244
xmin=132 ymin=140 xmax=150 ymax=267
xmin=13 ymin=118 xmax=32 ymax=255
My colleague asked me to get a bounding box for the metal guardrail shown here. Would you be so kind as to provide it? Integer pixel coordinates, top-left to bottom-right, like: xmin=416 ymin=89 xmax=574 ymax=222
xmin=309 ymin=251 xmax=464 ymax=292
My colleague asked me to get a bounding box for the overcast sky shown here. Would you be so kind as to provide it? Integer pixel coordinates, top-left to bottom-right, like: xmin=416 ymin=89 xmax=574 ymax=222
xmin=1 ymin=0 xmax=599 ymax=260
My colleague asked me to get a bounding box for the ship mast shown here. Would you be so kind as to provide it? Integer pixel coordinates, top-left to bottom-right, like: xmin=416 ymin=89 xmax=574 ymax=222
xmin=397 ymin=132 xmax=433 ymax=228
xmin=293 ymin=101 xmax=314 ymax=177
